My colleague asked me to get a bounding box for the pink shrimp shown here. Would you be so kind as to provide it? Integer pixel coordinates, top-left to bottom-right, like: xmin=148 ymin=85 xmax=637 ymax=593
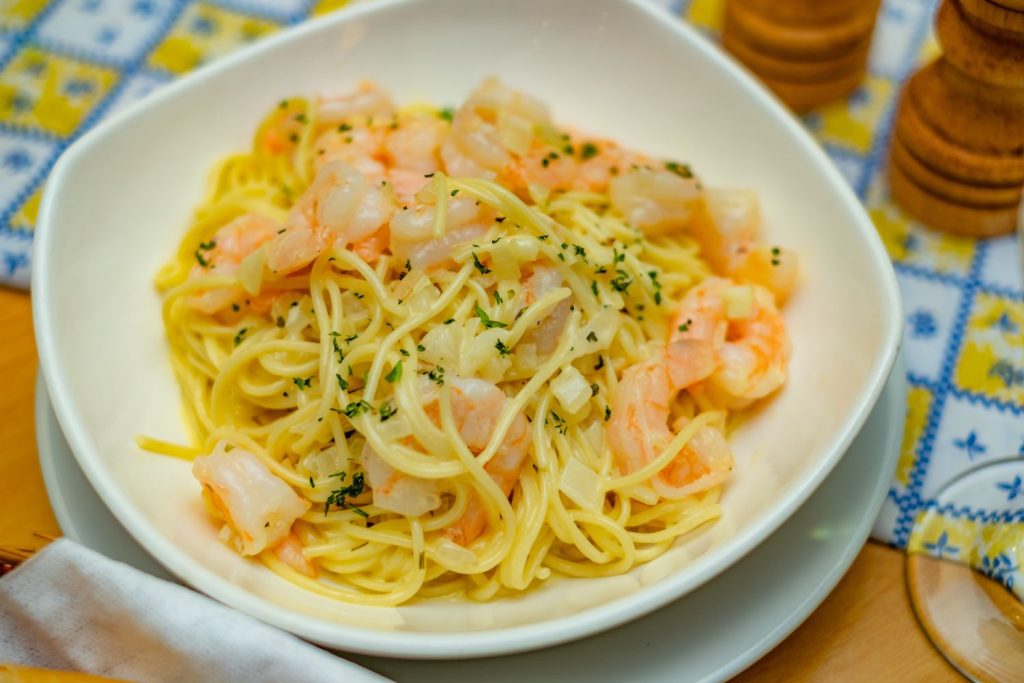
xmin=609 ymin=165 xmax=703 ymax=235
xmin=520 ymin=264 xmax=571 ymax=354
xmin=606 ymin=340 xmax=731 ymax=498
xmin=671 ymin=277 xmax=790 ymax=408
xmin=187 ymin=214 xmax=278 ymax=314
xmin=192 ymin=441 xmax=310 ymax=556
xmin=408 ymin=376 xmax=533 ymax=545
xmin=267 ymin=160 xmax=392 ymax=274
xmin=273 ymin=531 xmax=317 ymax=577
xmin=388 ymin=196 xmax=492 ymax=270
xmin=439 ymin=378 xmax=533 ymax=546
xmin=571 ymin=138 xmax=653 ymax=193
xmin=690 ymin=189 xmax=799 ymax=304
xmin=314 ymin=81 xmax=395 ymax=127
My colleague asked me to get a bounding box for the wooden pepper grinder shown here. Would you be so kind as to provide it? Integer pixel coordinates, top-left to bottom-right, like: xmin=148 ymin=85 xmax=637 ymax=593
xmin=721 ymin=0 xmax=881 ymax=112
xmin=889 ymin=0 xmax=1024 ymax=236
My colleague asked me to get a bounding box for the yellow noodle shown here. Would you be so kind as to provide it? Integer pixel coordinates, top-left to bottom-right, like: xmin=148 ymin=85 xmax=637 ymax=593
xmin=138 ymin=91 xmax=787 ymax=608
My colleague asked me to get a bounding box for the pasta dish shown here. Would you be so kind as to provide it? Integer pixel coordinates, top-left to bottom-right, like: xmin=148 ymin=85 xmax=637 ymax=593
xmin=142 ymin=78 xmax=797 ymax=606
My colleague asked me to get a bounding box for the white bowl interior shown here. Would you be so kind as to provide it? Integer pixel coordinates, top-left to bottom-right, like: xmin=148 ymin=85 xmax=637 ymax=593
xmin=34 ymin=0 xmax=900 ymax=658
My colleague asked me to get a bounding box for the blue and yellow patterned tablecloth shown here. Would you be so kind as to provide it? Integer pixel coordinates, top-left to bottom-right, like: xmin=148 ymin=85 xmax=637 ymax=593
xmin=1 ymin=0 xmax=1021 ymax=579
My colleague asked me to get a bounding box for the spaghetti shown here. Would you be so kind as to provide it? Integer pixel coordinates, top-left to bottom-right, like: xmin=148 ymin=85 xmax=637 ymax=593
xmin=143 ymin=78 xmax=794 ymax=606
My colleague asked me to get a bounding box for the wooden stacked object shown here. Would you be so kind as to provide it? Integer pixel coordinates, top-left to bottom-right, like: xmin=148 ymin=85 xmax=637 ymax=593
xmin=889 ymin=0 xmax=1024 ymax=236
xmin=722 ymin=0 xmax=881 ymax=112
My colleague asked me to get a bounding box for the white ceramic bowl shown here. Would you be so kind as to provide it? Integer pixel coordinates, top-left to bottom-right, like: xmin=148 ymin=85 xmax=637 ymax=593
xmin=33 ymin=0 xmax=901 ymax=659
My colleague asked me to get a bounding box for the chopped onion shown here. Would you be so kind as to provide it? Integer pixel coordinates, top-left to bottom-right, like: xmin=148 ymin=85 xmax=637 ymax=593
xmin=404 ymin=278 xmax=441 ymax=316
xmin=559 ymin=457 xmax=603 ymax=512
xmin=723 ymin=284 xmax=753 ymax=320
xmin=704 ymin=188 xmax=760 ymax=242
xmin=419 ymin=321 xmax=462 ymax=366
xmin=491 ymin=235 xmax=539 ymax=267
xmin=431 ymin=537 xmax=479 ymax=572
xmin=237 ymin=244 xmax=268 ymax=295
xmin=361 ymin=444 xmax=440 ymax=517
xmin=377 ymin=414 xmax=412 ymax=442
xmin=497 ymin=112 xmax=534 ymax=155
xmin=551 ymin=366 xmax=590 ymax=414
xmin=458 ymin=328 xmax=506 ymax=378
xmin=527 ymin=183 xmax=550 ymax=206
xmin=299 ymin=445 xmax=346 ymax=480
xmin=619 ymin=483 xmax=659 ymax=506
xmin=581 ymin=308 xmax=618 ymax=348
xmin=582 ymin=420 xmax=604 ymax=455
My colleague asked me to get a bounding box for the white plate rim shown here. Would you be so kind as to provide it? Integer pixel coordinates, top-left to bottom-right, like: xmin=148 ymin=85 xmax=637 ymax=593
xmin=35 ymin=355 xmax=906 ymax=679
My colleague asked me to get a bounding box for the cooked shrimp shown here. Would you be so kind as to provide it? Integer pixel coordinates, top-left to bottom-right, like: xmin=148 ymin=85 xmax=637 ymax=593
xmin=610 ymin=166 xmax=703 ymax=234
xmin=606 ymin=340 xmax=729 ymax=497
xmin=441 ymin=77 xmax=550 ymax=183
xmin=500 ymin=140 xmax=580 ymax=195
xmin=188 ymin=214 xmax=278 ymax=314
xmin=312 ymin=126 xmax=389 ymax=182
xmin=672 ymin=277 xmax=790 ymax=407
xmin=520 ymin=264 xmax=571 ymax=354
xmin=389 ymin=196 xmax=491 ymax=270
xmin=443 ymin=377 xmax=532 ymax=546
xmin=315 ymin=81 xmax=395 ymax=126
xmin=655 ymin=417 xmax=733 ymax=499
xmin=273 ymin=531 xmax=317 ymax=577
xmin=691 ymin=189 xmax=798 ymax=304
xmin=572 ymin=139 xmax=652 ymax=193
xmin=384 ymin=113 xmax=451 ymax=203
xmin=418 ymin=376 xmax=532 ymax=545
xmin=268 ymin=160 xmax=392 ymax=274
xmin=446 ymin=406 xmax=532 ymax=546
xmin=386 ymin=113 xmax=449 ymax=174
xmin=192 ymin=441 xmax=310 ymax=555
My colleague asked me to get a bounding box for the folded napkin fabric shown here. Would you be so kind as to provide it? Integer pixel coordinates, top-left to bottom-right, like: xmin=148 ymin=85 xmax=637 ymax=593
xmin=0 ymin=539 xmax=388 ymax=683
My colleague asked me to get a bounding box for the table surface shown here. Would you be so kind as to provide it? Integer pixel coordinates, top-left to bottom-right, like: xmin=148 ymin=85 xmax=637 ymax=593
xmin=0 ymin=286 xmax=961 ymax=681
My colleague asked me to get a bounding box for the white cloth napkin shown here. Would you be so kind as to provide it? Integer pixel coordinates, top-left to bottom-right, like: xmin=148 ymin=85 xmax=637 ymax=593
xmin=0 ymin=539 xmax=389 ymax=683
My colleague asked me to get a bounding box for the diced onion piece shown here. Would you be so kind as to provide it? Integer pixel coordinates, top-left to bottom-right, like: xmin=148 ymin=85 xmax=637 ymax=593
xmin=704 ymin=188 xmax=760 ymax=243
xmin=723 ymin=285 xmax=753 ymax=320
xmin=582 ymin=420 xmax=604 ymax=455
xmin=619 ymin=483 xmax=659 ymax=506
xmin=492 ymin=235 xmax=539 ymax=266
xmin=361 ymin=444 xmax=440 ymax=517
xmin=377 ymin=414 xmax=412 ymax=442
xmin=237 ymin=244 xmax=269 ymax=295
xmin=497 ymin=111 xmax=533 ymax=155
xmin=299 ymin=445 xmax=347 ymax=481
xmin=581 ymin=308 xmax=618 ymax=348
xmin=527 ymin=183 xmax=550 ymax=206
xmin=559 ymin=457 xmax=603 ymax=512
xmin=551 ymin=366 xmax=591 ymax=414
xmin=459 ymin=328 xmax=506 ymax=378
xmin=419 ymin=321 xmax=462 ymax=366
xmin=404 ymin=278 xmax=441 ymax=316
xmin=431 ymin=537 xmax=478 ymax=572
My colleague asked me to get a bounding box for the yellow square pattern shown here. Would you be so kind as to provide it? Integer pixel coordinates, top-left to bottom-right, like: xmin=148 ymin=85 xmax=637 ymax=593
xmin=0 ymin=47 xmax=118 ymax=136
xmin=685 ymin=0 xmax=724 ymax=31
xmin=9 ymin=184 xmax=43 ymax=233
xmin=312 ymin=0 xmax=352 ymax=16
xmin=954 ymin=292 xmax=1024 ymax=404
xmin=148 ymin=3 xmax=278 ymax=75
xmin=869 ymin=201 xmax=976 ymax=275
xmin=0 ymin=0 xmax=48 ymax=31
xmin=813 ymin=76 xmax=894 ymax=154
xmin=897 ymin=385 xmax=932 ymax=487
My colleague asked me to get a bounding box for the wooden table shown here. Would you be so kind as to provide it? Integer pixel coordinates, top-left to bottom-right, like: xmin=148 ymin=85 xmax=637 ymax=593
xmin=0 ymin=286 xmax=959 ymax=681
